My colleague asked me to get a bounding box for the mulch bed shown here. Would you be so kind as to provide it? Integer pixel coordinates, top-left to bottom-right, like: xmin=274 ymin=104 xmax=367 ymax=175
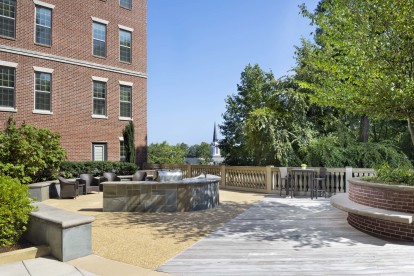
xmin=0 ymin=240 xmax=34 ymax=254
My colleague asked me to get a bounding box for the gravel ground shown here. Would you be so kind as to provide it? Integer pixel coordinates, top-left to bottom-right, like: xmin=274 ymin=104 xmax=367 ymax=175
xmin=43 ymin=190 xmax=264 ymax=270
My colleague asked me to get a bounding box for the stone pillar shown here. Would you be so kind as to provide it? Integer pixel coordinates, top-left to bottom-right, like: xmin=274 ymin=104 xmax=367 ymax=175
xmin=345 ymin=166 xmax=353 ymax=193
xmin=266 ymin=166 xmax=273 ymax=193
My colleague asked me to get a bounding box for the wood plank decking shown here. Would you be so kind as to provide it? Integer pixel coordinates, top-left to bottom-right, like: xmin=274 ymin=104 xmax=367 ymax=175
xmin=157 ymin=196 xmax=414 ymax=275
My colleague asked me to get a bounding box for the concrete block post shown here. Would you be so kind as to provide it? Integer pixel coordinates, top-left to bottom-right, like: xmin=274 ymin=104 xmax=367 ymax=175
xmin=220 ymin=165 xmax=226 ymax=188
xmin=266 ymin=166 xmax=273 ymax=193
xmin=187 ymin=164 xmax=192 ymax=178
xmin=345 ymin=166 xmax=353 ymax=193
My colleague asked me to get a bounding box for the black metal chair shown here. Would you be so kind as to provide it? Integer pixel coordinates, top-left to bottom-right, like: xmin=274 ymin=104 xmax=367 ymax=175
xmin=312 ymin=167 xmax=328 ymax=199
xmin=58 ymin=176 xmax=79 ymax=199
xmin=79 ymin=173 xmax=100 ymax=194
xmin=279 ymin=167 xmax=292 ymax=197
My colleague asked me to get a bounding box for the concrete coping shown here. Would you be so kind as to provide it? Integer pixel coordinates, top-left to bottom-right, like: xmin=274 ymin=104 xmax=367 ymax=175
xmin=331 ymin=193 xmax=414 ymax=224
xmin=31 ymin=203 xmax=95 ymax=229
xmin=102 ymin=177 xmax=221 ymax=186
xmin=28 ymin=180 xmax=58 ymax=188
xmin=349 ymin=178 xmax=414 ymax=192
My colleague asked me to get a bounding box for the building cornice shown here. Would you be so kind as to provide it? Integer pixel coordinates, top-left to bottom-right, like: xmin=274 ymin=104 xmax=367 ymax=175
xmin=0 ymin=45 xmax=147 ymax=79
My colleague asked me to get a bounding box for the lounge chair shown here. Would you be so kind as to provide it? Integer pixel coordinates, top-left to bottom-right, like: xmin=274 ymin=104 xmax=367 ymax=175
xmin=79 ymin=173 xmax=101 ymax=194
xmin=58 ymin=176 xmax=79 ymax=199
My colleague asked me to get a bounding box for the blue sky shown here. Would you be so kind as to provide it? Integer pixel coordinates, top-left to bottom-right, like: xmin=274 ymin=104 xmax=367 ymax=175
xmin=147 ymin=0 xmax=318 ymax=146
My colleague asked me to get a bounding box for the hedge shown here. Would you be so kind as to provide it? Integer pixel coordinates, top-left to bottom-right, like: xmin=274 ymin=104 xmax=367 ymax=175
xmin=60 ymin=161 xmax=138 ymax=178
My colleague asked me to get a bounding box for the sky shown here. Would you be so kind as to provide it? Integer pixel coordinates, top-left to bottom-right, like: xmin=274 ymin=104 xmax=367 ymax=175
xmin=147 ymin=0 xmax=319 ymax=146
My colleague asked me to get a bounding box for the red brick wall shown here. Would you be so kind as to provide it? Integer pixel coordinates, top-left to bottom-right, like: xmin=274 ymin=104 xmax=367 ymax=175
xmin=349 ymin=183 xmax=414 ymax=213
xmin=0 ymin=0 xmax=147 ymax=167
xmin=348 ymin=213 xmax=414 ymax=241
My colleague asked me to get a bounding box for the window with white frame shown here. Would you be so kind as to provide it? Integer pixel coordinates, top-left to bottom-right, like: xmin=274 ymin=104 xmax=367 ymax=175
xmin=93 ymin=81 xmax=106 ymax=116
xmin=119 ymin=85 xmax=131 ymax=118
xmin=119 ymin=0 xmax=131 ymax=9
xmin=93 ymin=22 xmax=106 ymax=57
xmin=119 ymin=29 xmax=132 ymax=63
xmin=34 ymin=72 xmax=51 ymax=111
xmin=0 ymin=0 xmax=16 ymax=38
xmin=92 ymin=143 xmax=107 ymax=161
xmin=120 ymin=140 xmax=126 ymax=161
xmin=0 ymin=66 xmax=15 ymax=108
xmin=35 ymin=6 xmax=52 ymax=46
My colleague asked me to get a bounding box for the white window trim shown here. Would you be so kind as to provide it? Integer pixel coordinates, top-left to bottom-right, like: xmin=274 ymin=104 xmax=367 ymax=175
xmin=91 ymin=17 xmax=109 ymax=25
xmin=92 ymin=76 xmax=108 ymax=82
xmin=118 ymin=116 xmax=133 ymax=121
xmin=33 ymin=109 xmax=53 ymax=115
xmin=0 ymin=107 xmax=17 ymax=112
xmin=0 ymin=60 xmax=18 ymax=68
xmin=33 ymin=71 xmax=52 ymax=113
xmin=33 ymin=66 xmax=53 ymax=73
xmin=33 ymin=0 xmax=55 ymax=9
xmin=118 ymin=25 xmax=134 ymax=32
xmin=119 ymin=80 xmax=133 ymax=86
xmin=91 ymin=114 xmax=108 ymax=119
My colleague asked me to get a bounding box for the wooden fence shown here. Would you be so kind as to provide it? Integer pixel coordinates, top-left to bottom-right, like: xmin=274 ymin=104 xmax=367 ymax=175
xmin=145 ymin=164 xmax=375 ymax=195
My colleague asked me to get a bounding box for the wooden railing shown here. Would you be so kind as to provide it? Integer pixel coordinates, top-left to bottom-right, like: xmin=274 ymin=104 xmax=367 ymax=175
xmin=145 ymin=164 xmax=376 ymax=195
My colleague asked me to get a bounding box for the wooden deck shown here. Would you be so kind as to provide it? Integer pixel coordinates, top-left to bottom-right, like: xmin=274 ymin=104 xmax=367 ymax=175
xmin=157 ymin=196 xmax=414 ymax=275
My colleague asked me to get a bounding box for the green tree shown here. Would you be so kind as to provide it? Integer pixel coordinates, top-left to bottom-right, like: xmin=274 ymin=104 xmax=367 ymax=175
xmin=220 ymin=64 xmax=314 ymax=166
xmin=197 ymin=142 xmax=212 ymax=164
xmin=147 ymin=141 xmax=186 ymax=164
xmin=0 ymin=118 xmax=66 ymax=184
xmin=122 ymin=121 xmax=136 ymax=164
xmin=297 ymin=0 xmax=414 ymax=146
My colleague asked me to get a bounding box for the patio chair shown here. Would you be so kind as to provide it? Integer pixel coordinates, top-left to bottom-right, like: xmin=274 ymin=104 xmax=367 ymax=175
xmin=79 ymin=173 xmax=100 ymax=194
xmin=58 ymin=176 xmax=79 ymax=199
xmin=279 ymin=167 xmax=292 ymax=197
xmin=312 ymin=167 xmax=327 ymax=199
xmin=132 ymin=171 xmax=147 ymax=181
xmin=103 ymin=172 xmax=121 ymax=182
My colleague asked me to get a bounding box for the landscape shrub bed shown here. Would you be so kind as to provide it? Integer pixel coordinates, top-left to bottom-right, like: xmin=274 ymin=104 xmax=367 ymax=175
xmin=60 ymin=161 xmax=138 ymax=178
xmin=363 ymin=163 xmax=414 ymax=186
xmin=0 ymin=176 xmax=33 ymax=248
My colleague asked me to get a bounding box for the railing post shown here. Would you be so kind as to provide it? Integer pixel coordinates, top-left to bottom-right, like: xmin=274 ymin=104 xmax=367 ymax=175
xmin=220 ymin=165 xmax=226 ymax=188
xmin=266 ymin=166 xmax=273 ymax=193
xmin=187 ymin=164 xmax=192 ymax=178
xmin=345 ymin=166 xmax=353 ymax=193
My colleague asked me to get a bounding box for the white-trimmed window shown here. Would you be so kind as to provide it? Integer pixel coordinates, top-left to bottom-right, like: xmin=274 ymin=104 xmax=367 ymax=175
xmin=0 ymin=65 xmax=15 ymax=109
xmin=34 ymin=71 xmax=52 ymax=111
xmin=92 ymin=143 xmax=107 ymax=161
xmin=93 ymin=21 xmax=106 ymax=57
xmin=35 ymin=5 xmax=52 ymax=46
xmin=119 ymin=137 xmax=126 ymax=161
xmin=119 ymin=29 xmax=132 ymax=63
xmin=0 ymin=0 xmax=16 ymax=38
xmin=119 ymin=84 xmax=131 ymax=119
xmin=119 ymin=0 xmax=131 ymax=9
xmin=93 ymin=80 xmax=106 ymax=116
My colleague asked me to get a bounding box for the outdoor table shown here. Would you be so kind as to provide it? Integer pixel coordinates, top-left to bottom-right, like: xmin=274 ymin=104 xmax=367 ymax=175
xmin=290 ymin=169 xmax=316 ymax=198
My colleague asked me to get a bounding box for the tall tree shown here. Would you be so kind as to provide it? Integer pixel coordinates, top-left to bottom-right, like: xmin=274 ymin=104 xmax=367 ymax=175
xmin=220 ymin=64 xmax=313 ymax=166
xmin=147 ymin=142 xmax=186 ymax=164
xmin=122 ymin=121 xmax=136 ymax=163
xmin=296 ymin=0 xmax=414 ymax=145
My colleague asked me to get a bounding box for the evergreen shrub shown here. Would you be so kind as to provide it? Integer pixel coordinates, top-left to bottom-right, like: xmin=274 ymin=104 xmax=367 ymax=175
xmin=60 ymin=161 xmax=137 ymax=178
xmin=0 ymin=176 xmax=34 ymax=248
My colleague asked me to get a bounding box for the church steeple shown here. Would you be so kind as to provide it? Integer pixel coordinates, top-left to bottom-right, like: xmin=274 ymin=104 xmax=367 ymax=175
xmin=213 ymin=122 xmax=218 ymax=142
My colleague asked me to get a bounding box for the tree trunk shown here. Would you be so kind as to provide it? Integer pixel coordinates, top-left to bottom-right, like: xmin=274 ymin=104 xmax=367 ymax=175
xmin=359 ymin=115 xmax=369 ymax=143
xmin=408 ymin=117 xmax=414 ymax=146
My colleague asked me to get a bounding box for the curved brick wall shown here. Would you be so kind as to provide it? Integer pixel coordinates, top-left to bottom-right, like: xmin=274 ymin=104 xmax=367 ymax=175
xmin=348 ymin=213 xmax=414 ymax=241
xmin=348 ymin=179 xmax=414 ymax=213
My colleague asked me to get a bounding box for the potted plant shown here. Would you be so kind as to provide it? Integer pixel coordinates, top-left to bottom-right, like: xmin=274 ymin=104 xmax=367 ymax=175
xmin=301 ymin=164 xmax=307 ymax=169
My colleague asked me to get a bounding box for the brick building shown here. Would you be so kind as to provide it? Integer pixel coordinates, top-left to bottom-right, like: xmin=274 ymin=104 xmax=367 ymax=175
xmin=0 ymin=0 xmax=147 ymax=167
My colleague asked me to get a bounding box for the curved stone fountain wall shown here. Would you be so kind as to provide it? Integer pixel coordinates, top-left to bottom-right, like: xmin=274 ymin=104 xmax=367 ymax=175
xmin=103 ymin=175 xmax=220 ymax=212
